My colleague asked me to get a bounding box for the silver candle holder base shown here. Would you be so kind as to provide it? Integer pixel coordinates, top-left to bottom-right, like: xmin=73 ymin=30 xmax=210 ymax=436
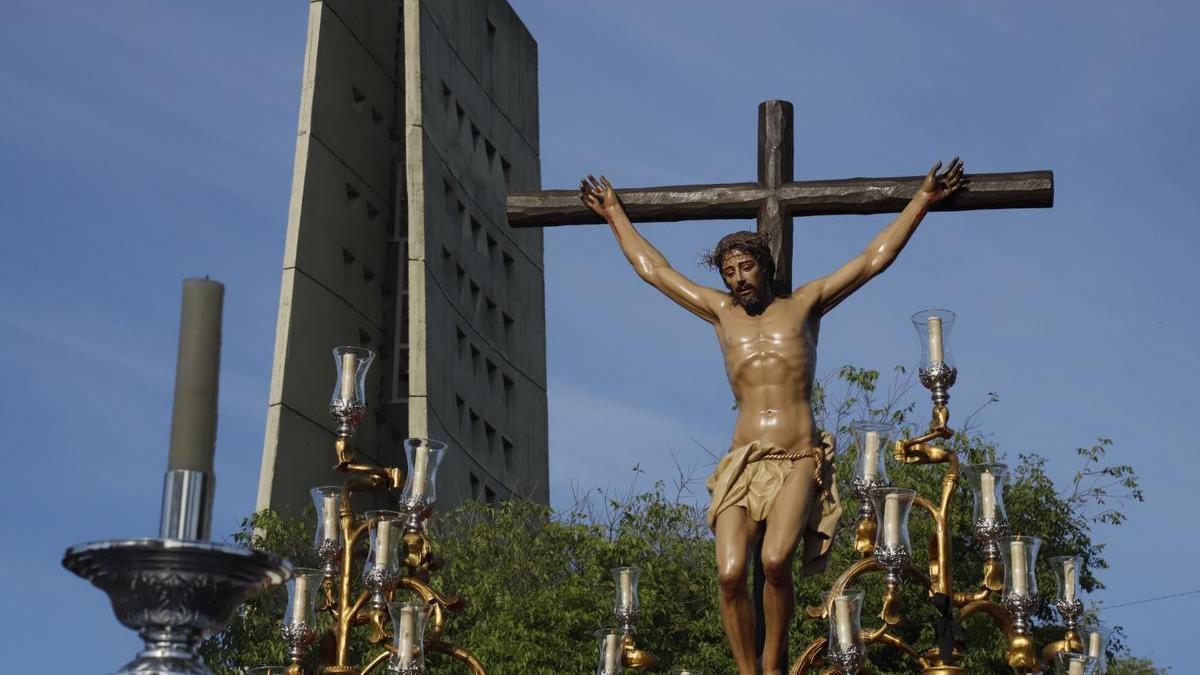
xmin=364 ymin=567 xmax=402 ymax=609
xmin=1001 ymin=593 xmax=1040 ymax=635
xmin=850 ymin=476 xmax=888 ymax=518
xmin=972 ymin=517 xmax=1009 ymax=554
xmin=874 ymin=544 xmax=911 ymax=586
xmin=1055 ymin=597 xmax=1084 ymax=630
xmin=316 ymin=537 xmax=340 ymax=579
xmin=827 ymin=645 xmax=864 ymax=674
xmin=399 ymin=495 xmax=434 ymax=531
xmin=63 ymin=538 xmax=290 ymax=675
xmin=918 ymin=362 xmax=958 ymax=407
xmin=331 ymin=400 xmax=365 ymax=438
xmin=615 ymin=607 xmax=640 ymax=635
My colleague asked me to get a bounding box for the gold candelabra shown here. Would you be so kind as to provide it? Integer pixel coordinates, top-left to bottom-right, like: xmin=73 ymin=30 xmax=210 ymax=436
xmin=278 ymin=346 xmax=485 ymax=675
xmin=596 ymin=566 xmax=659 ymax=673
xmin=791 ymin=310 xmax=1107 ymax=675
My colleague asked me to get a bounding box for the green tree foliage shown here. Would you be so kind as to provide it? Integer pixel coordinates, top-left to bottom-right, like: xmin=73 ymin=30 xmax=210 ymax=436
xmin=203 ymin=366 xmax=1163 ymax=674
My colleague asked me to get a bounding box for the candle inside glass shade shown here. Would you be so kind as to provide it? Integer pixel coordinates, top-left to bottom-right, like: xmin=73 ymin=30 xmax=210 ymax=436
xmin=397 ymin=605 xmax=417 ymax=665
xmin=862 ymin=431 xmax=880 ymax=481
xmin=1010 ymin=539 xmax=1028 ymax=596
xmin=603 ymin=631 xmax=622 ymax=673
xmin=1055 ymin=652 xmax=1097 ymax=675
xmin=322 ymin=493 xmax=339 ymax=541
xmin=290 ymin=574 xmax=310 ymax=625
xmin=1088 ymin=629 xmax=1102 ymax=658
xmin=882 ymin=492 xmax=902 ymax=548
xmin=338 ymin=351 xmax=358 ymax=403
xmin=411 ymin=446 xmax=430 ymax=501
xmin=1064 ymin=558 xmax=1077 ymax=603
xmin=927 ymin=315 xmax=944 ymax=363
xmin=619 ymin=569 xmax=634 ymax=609
xmin=375 ymin=518 xmax=393 ymax=569
xmin=388 ymin=601 xmax=427 ymax=672
xmin=834 ymin=595 xmax=854 ymax=650
xmin=980 ymin=469 xmax=997 ymax=521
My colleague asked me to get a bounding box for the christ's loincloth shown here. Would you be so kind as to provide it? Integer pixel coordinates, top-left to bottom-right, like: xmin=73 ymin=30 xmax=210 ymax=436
xmin=706 ymin=434 xmax=843 ymax=575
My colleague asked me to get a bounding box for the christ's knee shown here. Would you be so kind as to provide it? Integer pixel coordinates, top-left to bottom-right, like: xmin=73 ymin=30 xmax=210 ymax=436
xmin=761 ymin=550 xmax=794 ymax=587
xmin=717 ymin=561 xmax=748 ymax=601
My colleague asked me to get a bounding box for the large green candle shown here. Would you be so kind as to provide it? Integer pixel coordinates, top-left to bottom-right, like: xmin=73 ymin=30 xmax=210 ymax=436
xmin=166 ymin=278 xmax=224 ymax=473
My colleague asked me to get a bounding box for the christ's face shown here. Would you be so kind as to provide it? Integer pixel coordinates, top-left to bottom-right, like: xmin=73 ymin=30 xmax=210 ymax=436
xmin=720 ymin=251 xmax=770 ymax=311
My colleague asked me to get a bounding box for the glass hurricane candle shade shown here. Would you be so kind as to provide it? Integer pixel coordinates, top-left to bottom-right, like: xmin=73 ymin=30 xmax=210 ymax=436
xmin=330 ymin=346 xmax=374 ymax=434
xmin=387 ymin=601 xmax=428 ymax=675
xmin=1055 ymin=652 xmax=1099 ymax=675
xmin=822 ymin=589 xmax=865 ymax=667
xmin=1000 ymin=535 xmax=1041 ymax=600
xmin=911 ymin=309 xmax=956 ymax=369
xmin=310 ymin=486 xmax=343 ymax=573
xmin=363 ymin=510 xmax=405 ymax=605
xmin=999 ymin=535 xmax=1041 ymax=631
xmin=871 ymin=488 xmax=916 ymax=579
xmin=1050 ymin=554 xmax=1084 ymax=622
xmin=283 ymin=568 xmax=323 ymax=661
xmin=330 ymin=346 xmax=374 ymax=407
xmin=961 ymin=463 xmax=1010 ymax=549
xmin=400 ymin=438 xmax=447 ymax=525
xmin=611 ymin=566 xmax=641 ymax=630
xmin=911 ymin=309 xmax=958 ymax=405
xmin=851 ymin=421 xmax=894 ymax=488
xmin=594 ymin=628 xmax=625 ymax=675
xmin=1081 ymin=623 xmax=1111 ymax=674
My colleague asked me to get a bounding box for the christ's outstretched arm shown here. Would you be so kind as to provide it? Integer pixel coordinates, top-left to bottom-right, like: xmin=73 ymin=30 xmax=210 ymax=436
xmin=811 ymin=158 xmax=966 ymax=314
xmin=581 ymin=175 xmax=725 ymax=324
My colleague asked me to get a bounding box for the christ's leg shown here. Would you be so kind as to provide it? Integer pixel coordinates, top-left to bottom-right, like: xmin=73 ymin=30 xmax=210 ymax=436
xmin=759 ymin=458 xmax=819 ymax=675
xmin=714 ymin=506 xmax=762 ymax=675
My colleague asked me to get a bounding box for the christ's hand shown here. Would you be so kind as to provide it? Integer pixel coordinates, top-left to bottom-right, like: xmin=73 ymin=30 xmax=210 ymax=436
xmin=579 ymin=174 xmax=621 ymax=219
xmin=919 ymin=157 xmax=966 ymax=204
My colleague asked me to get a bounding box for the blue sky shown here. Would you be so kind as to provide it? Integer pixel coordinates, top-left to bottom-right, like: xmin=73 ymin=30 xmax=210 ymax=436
xmin=2 ymin=1 xmax=1196 ymax=670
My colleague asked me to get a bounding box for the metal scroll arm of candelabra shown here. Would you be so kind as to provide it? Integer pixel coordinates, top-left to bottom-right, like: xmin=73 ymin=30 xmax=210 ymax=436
xmin=793 ymin=557 xmax=934 ymax=674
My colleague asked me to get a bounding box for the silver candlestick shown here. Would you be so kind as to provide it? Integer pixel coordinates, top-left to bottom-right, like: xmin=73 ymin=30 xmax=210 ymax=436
xmin=63 ymin=538 xmax=290 ymax=675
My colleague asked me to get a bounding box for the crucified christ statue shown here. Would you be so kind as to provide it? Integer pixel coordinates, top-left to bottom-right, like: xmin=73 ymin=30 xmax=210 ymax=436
xmin=580 ymin=158 xmax=965 ymax=675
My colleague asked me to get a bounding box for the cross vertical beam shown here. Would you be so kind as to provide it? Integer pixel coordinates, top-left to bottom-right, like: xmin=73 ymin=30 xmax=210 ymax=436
xmin=757 ymin=100 xmax=795 ymax=291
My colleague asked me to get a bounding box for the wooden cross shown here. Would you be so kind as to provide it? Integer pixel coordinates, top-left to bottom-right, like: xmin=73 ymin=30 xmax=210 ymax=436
xmin=507 ymin=100 xmax=1053 ymax=290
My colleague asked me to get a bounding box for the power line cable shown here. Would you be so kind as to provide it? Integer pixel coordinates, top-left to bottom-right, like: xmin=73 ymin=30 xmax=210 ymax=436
xmin=1100 ymin=588 xmax=1200 ymax=611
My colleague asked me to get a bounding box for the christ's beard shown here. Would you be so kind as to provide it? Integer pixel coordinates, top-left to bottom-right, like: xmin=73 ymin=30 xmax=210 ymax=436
xmin=731 ymin=288 xmax=769 ymax=315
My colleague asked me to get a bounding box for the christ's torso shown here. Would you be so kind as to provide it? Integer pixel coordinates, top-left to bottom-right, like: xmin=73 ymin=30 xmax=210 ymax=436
xmin=714 ymin=288 xmax=821 ymax=451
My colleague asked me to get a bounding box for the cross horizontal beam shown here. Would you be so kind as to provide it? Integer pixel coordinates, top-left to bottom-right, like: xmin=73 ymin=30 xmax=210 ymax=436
xmin=506 ymin=170 xmax=1053 ymax=228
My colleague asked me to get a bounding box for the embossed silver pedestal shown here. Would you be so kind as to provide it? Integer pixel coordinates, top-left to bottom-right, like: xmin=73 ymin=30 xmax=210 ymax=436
xmin=63 ymin=538 xmax=291 ymax=675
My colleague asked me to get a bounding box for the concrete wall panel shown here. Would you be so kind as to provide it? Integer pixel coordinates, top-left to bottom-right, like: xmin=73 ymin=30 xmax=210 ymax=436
xmin=261 ymin=0 xmax=547 ymax=513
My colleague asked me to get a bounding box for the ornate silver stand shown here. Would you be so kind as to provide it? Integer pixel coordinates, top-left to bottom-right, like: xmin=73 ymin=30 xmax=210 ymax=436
xmin=63 ymin=538 xmax=291 ymax=675
xmin=1001 ymin=593 xmax=1040 ymax=636
xmin=827 ymin=645 xmax=864 ymax=674
xmin=918 ymin=361 xmax=957 ymax=407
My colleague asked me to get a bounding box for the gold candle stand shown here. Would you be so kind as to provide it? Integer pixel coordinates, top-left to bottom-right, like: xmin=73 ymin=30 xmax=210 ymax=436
xmin=792 ymin=394 xmax=1082 ymax=674
xmin=287 ymin=434 xmax=485 ymax=675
